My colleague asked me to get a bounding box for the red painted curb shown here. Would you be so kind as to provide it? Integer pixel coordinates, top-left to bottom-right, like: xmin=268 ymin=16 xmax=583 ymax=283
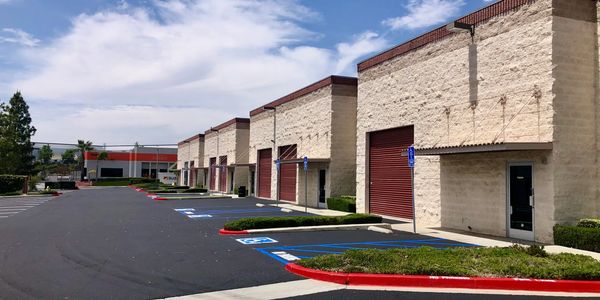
xmin=219 ymin=229 xmax=249 ymax=235
xmin=285 ymin=264 xmax=600 ymax=293
xmin=146 ymin=193 xmax=156 ymax=197
xmin=52 ymin=192 xmax=62 ymax=196
xmin=154 ymin=197 xmax=168 ymax=201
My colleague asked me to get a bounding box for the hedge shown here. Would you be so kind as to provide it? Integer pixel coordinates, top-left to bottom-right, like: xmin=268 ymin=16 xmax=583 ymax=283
xmin=147 ymin=189 xmax=177 ymax=193
xmin=326 ymin=196 xmax=356 ymax=213
xmin=183 ymin=188 xmax=208 ymax=193
xmin=45 ymin=181 xmax=77 ymax=190
xmin=578 ymin=219 xmax=600 ymax=229
xmin=128 ymin=178 xmax=158 ymax=184
xmin=0 ymin=175 xmax=25 ymax=194
xmin=554 ymin=224 xmax=600 ymax=253
xmin=166 ymin=186 xmax=189 ymax=190
xmin=224 ymin=214 xmax=382 ymax=231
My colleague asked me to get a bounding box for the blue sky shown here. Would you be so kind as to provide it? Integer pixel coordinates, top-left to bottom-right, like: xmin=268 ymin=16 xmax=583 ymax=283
xmin=0 ymin=0 xmax=495 ymax=144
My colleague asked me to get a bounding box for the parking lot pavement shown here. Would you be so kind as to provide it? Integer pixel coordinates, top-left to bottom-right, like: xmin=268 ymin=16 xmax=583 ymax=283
xmin=0 ymin=196 xmax=53 ymax=219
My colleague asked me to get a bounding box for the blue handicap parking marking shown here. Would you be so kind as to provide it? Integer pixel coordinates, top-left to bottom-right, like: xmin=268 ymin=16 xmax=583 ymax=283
xmin=236 ymin=237 xmax=278 ymax=245
xmin=173 ymin=206 xmax=311 ymax=220
xmin=256 ymin=238 xmax=478 ymax=264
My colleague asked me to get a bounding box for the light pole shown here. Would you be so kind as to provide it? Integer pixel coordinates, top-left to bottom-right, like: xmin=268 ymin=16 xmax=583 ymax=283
xmin=263 ymin=106 xmax=277 ymax=204
xmin=155 ymin=147 xmax=159 ymax=181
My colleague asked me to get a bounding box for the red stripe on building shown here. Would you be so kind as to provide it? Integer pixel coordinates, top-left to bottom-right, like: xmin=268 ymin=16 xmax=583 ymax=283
xmin=85 ymin=152 xmax=177 ymax=162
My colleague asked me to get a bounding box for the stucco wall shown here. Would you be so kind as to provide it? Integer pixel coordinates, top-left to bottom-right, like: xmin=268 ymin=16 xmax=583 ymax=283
xmin=552 ymin=0 xmax=600 ymax=224
xmin=177 ymin=139 xmax=202 ymax=169
xmin=440 ymin=151 xmax=554 ymax=243
xmin=330 ymin=86 xmax=358 ymax=197
xmin=356 ymin=0 xmax=554 ymax=229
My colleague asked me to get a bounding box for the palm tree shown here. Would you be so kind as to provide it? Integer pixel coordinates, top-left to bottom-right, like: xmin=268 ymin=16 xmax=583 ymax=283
xmin=94 ymin=151 xmax=108 ymax=184
xmin=76 ymin=140 xmax=93 ymax=181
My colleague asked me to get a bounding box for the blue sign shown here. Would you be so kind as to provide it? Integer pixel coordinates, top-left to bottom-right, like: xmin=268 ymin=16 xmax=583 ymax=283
xmin=275 ymin=159 xmax=280 ymax=170
xmin=303 ymin=156 xmax=308 ymax=171
xmin=408 ymin=145 xmax=415 ymax=168
xmin=236 ymin=237 xmax=278 ymax=245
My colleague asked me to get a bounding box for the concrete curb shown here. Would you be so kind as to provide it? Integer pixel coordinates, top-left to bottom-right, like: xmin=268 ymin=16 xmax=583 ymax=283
xmin=285 ymin=264 xmax=600 ymax=293
xmin=219 ymin=229 xmax=249 ymax=235
xmin=219 ymin=223 xmax=392 ymax=235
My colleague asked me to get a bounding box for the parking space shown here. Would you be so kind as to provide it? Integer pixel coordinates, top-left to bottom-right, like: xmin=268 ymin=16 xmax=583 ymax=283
xmin=0 ymin=196 xmax=54 ymax=219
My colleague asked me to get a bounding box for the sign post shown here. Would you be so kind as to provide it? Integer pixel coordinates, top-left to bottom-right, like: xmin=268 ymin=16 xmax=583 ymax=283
xmin=408 ymin=145 xmax=416 ymax=233
xmin=275 ymin=159 xmax=280 ymax=207
xmin=303 ymin=156 xmax=308 ymax=213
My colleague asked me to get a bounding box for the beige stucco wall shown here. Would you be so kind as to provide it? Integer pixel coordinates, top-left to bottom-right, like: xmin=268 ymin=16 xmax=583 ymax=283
xmin=356 ymin=0 xmax=555 ymax=233
xmin=250 ymin=84 xmax=357 ymax=205
xmin=551 ymin=0 xmax=600 ymax=225
xmin=177 ymin=138 xmax=204 ymax=186
xmin=204 ymin=123 xmax=250 ymax=193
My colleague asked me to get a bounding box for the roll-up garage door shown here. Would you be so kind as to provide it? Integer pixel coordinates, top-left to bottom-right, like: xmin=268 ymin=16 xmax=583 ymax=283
xmin=209 ymin=157 xmax=216 ymax=190
xmin=278 ymin=145 xmax=297 ymax=202
xmin=369 ymin=126 xmax=414 ymax=219
xmin=258 ymin=149 xmax=272 ymax=198
xmin=219 ymin=156 xmax=227 ymax=192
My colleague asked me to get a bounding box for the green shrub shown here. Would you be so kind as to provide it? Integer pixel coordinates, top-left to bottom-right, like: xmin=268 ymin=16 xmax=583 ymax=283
xmin=92 ymin=179 xmax=130 ymax=186
xmin=224 ymin=213 xmax=382 ymax=231
xmin=38 ymin=189 xmax=58 ymax=195
xmin=327 ymin=196 xmax=356 ymax=213
xmin=578 ymin=219 xmax=600 ymax=229
xmin=0 ymin=191 xmax=22 ymax=196
xmin=128 ymin=178 xmax=158 ymax=184
xmin=45 ymin=181 xmax=77 ymax=190
xmin=164 ymin=185 xmax=189 ymax=190
xmin=554 ymin=224 xmax=600 ymax=253
xmin=0 ymin=175 xmax=26 ymax=194
xmin=147 ymin=189 xmax=177 ymax=194
xmin=28 ymin=175 xmax=41 ymax=191
xmin=183 ymin=188 xmax=207 ymax=193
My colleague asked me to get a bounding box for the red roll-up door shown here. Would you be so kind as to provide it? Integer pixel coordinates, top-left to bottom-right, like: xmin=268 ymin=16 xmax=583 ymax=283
xmin=209 ymin=157 xmax=216 ymax=190
xmin=258 ymin=149 xmax=272 ymax=198
xmin=369 ymin=126 xmax=414 ymax=219
xmin=279 ymin=145 xmax=297 ymax=202
xmin=219 ymin=156 xmax=227 ymax=192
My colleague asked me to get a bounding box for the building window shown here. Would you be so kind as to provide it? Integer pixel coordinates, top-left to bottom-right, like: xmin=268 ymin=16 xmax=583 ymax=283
xmin=101 ymin=168 xmax=124 ymax=178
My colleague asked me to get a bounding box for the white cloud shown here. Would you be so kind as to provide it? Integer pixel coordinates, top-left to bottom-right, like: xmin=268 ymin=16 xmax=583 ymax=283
xmin=0 ymin=28 xmax=40 ymax=47
xmin=383 ymin=0 xmax=466 ymax=30
xmin=0 ymin=0 xmax=14 ymax=4
xmin=6 ymin=0 xmax=388 ymax=144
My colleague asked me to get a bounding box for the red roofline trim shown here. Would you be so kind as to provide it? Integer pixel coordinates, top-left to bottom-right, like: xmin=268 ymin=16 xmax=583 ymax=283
xmin=204 ymin=117 xmax=250 ymax=134
xmin=249 ymin=75 xmax=357 ymax=117
xmin=357 ymin=0 xmax=535 ymax=72
xmin=178 ymin=134 xmax=204 ymax=145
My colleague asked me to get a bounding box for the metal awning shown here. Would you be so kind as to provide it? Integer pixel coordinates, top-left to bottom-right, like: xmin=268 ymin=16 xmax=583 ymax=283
xmin=277 ymin=158 xmax=331 ymax=164
xmin=410 ymin=142 xmax=553 ymax=156
xmin=230 ymin=163 xmax=256 ymax=167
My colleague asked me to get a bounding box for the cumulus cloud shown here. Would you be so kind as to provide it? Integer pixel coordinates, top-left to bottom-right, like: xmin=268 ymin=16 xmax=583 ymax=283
xmin=7 ymin=0 xmax=387 ymax=144
xmin=0 ymin=28 xmax=39 ymax=47
xmin=383 ymin=0 xmax=466 ymax=30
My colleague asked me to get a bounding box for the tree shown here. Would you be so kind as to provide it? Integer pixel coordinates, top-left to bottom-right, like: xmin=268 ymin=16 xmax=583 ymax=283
xmin=95 ymin=151 xmax=108 ymax=181
xmin=0 ymin=91 xmax=36 ymax=175
xmin=76 ymin=140 xmax=93 ymax=180
xmin=62 ymin=149 xmax=76 ymax=164
xmin=39 ymin=144 xmax=53 ymax=178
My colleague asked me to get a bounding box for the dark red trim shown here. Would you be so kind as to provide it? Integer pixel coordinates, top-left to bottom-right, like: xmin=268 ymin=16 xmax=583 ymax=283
xmin=285 ymin=264 xmax=600 ymax=293
xmin=249 ymin=75 xmax=357 ymax=117
xmin=219 ymin=229 xmax=249 ymax=235
xmin=154 ymin=197 xmax=168 ymax=201
xmin=178 ymin=133 xmax=205 ymax=145
xmin=357 ymin=0 xmax=535 ymax=72
xmin=205 ymin=118 xmax=250 ymax=135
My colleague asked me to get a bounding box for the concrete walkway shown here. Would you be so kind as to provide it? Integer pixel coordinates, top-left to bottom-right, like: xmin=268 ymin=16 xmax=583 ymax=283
xmin=269 ymin=200 xmax=600 ymax=260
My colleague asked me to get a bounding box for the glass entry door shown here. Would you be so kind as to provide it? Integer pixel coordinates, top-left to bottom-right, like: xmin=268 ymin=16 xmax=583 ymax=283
xmin=507 ymin=163 xmax=534 ymax=241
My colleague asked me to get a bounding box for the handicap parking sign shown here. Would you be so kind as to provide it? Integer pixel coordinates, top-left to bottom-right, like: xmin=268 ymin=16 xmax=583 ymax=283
xmin=236 ymin=237 xmax=278 ymax=245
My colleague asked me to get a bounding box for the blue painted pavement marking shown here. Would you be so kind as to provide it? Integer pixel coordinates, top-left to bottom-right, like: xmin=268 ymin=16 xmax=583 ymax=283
xmin=174 ymin=207 xmax=311 ymax=220
xmin=256 ymin=238 xmax=479 ymax=264
xmin=187 ymin=214 xmax=213 ymax=218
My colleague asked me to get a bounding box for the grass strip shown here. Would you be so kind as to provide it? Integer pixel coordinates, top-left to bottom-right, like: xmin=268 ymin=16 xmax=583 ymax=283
xmin=296 ymin=245 xmax=600 ymax=280
xmin=223 ymin=214 xmax=382 ymax=231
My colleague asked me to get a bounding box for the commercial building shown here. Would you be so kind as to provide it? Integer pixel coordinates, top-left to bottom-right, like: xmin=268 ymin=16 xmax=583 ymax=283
xmin=176 ymin=134 xmax=205 ymax=187
xmin=204 ymin=118 xmax=251 ymax=194
xmin=355 ymin=0 xmax=599 ymax=242
xmin=84 ymin=147 xmax=177 ymax=179
xmin=249 ymin=76 xmax=357 ymax=208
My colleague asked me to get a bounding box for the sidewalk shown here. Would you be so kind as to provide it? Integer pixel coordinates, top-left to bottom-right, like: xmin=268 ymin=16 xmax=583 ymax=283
xmin=269 ymin=200 xmax=600 ymax=261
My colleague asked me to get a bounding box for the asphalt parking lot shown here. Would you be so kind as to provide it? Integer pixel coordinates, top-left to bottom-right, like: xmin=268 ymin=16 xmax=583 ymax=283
xmin=0 ymin=188 xmax=583 ymax=299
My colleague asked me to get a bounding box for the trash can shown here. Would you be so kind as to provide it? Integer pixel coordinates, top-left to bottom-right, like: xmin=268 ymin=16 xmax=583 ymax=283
xmin=238 ymin=186 xmax=247 ymax=197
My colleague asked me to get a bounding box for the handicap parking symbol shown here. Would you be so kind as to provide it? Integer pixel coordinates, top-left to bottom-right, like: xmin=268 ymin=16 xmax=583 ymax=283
xmin=188 ymin=214 xmax=213 ymax=218
xmin=236 ymin=237 xmax=278 ymax=245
